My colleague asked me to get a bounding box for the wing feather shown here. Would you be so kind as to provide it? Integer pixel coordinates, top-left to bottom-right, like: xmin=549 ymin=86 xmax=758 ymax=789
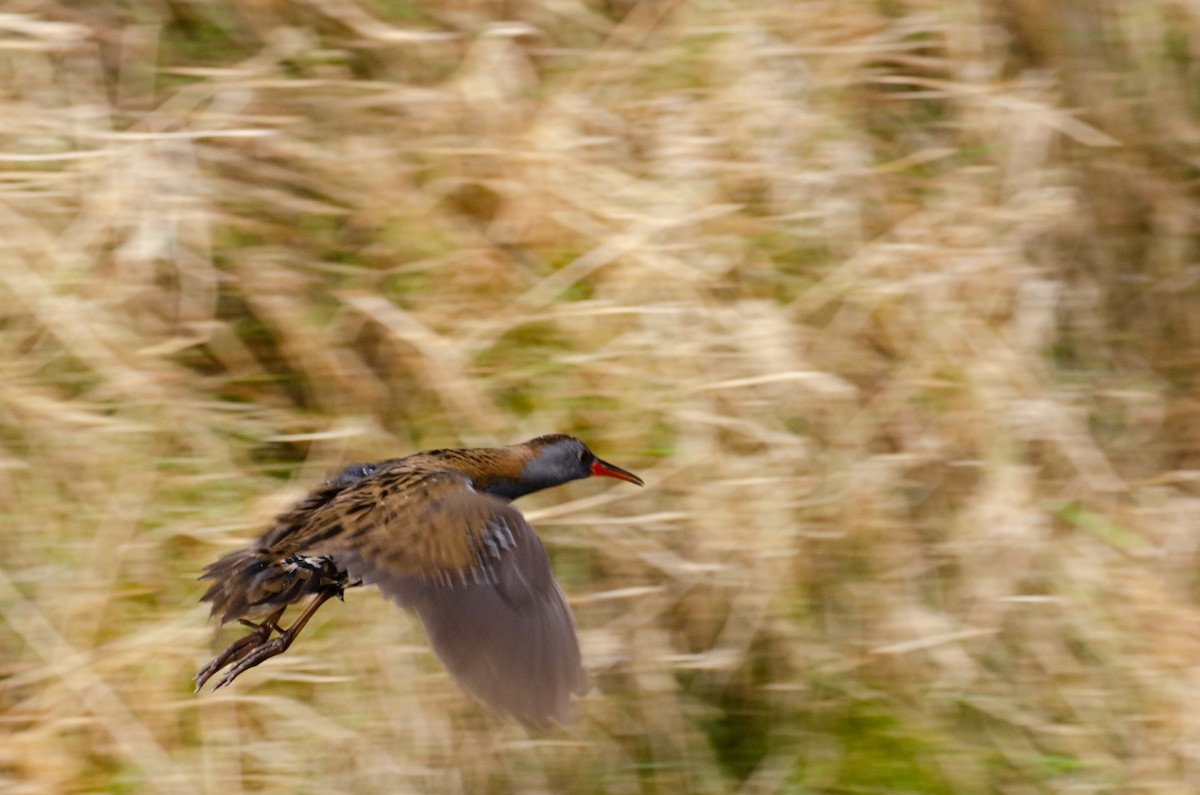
xmin=294 ymin=471 xmax=508 ymax=581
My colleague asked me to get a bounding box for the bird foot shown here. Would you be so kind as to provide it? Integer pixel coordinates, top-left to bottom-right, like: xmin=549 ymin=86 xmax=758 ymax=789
xmin=195 ymin=588 xmax=339 ymax=693
xmin=194 ymin=615 xmax=281 ymax=692
xmin=208 ymin=631 xmax=297 ymax=691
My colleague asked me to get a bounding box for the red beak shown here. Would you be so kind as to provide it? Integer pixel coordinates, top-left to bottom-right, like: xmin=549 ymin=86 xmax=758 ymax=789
xmin=590 ymin=458 xmax=644 ymax=486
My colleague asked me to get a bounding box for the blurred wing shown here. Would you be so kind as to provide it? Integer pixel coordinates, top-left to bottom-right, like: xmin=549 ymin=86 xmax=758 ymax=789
xmin=309 ymin=471 xmax=589 ymax=727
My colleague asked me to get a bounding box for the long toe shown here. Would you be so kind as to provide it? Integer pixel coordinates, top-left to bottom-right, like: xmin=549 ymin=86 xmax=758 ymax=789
xmin=211 ymin=635 xmax=293 ymax=691
xmin=195 ymin=627 xmax=274 ymax=691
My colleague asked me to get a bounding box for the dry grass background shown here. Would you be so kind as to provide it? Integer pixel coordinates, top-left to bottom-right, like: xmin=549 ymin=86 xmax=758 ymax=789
xmin=3 ymin=0 xmax=1200 ymax=792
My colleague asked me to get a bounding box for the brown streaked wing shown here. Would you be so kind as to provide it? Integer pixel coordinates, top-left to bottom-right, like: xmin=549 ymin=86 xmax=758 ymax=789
xmin=293 ymin=470 xmax=512 ymax=580
xmin=327 ymin=491 xmax=589 ymax=728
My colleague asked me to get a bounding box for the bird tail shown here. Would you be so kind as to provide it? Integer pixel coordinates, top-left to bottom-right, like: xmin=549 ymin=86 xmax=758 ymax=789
xmin=200 ymin=548 xmax=349 ymax=624
xmin=199 ymin=549 xmax=282 ymax=624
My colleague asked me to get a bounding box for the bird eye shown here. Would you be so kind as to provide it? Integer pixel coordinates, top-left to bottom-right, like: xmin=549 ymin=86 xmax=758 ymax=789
xmin=578 ymin=449 xmax=589 ymax=463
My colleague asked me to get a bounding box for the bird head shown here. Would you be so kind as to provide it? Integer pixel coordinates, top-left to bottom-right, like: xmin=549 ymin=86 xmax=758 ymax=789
xmin=515 ymin=435 xmax=643 ymax=496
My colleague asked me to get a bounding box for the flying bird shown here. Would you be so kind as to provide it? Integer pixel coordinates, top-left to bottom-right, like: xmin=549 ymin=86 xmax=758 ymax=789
xmin=195 ymin=434 xmax=643 ymax=727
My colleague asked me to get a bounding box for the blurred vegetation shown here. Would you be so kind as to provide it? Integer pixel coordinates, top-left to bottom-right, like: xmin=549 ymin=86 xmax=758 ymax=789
xmin=4 ymin=0 xmax=1200 ymax=792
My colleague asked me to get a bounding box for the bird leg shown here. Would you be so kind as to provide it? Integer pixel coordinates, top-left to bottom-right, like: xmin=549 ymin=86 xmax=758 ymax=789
xmin=195 ymin=588 xmax=339 ymax=692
